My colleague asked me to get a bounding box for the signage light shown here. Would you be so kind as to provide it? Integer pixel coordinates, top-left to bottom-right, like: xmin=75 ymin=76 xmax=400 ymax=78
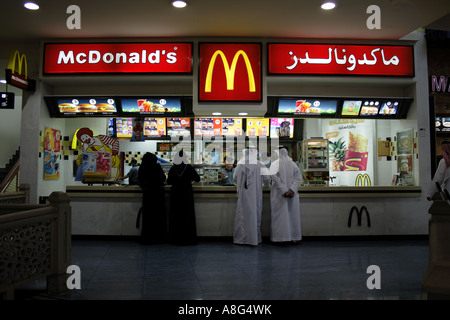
xmin=268 ymin=43 xmax=414 ymax=77
xmin=199 ymin=43 xmax=262 ymax=102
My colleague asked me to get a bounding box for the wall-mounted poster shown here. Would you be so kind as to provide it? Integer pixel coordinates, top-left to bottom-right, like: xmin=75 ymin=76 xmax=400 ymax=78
xmin=396 ymin=129 xmax=414 ymax=155
xmin=44 ymin=127 xmax=61 ymax=180
xmin=395 ymin=129 xmax=414 ymax=185
xmin=323 ymin=119 xmax=374 ymax=186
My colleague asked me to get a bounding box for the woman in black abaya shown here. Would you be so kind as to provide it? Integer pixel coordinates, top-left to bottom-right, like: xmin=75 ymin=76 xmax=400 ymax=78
xmin=137 ymin=152 xmax=167 ymax=245
xmin=167 ymin=150 xmax=200 ymax=245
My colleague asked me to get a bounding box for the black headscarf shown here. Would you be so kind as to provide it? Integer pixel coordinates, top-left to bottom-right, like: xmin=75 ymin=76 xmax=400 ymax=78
xmin=138 ymin=152 xmax=164 ymax=189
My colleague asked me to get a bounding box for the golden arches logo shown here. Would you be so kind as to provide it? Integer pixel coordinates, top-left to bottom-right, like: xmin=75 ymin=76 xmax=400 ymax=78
xmin=204 ymin=50 xmax=256 ymax=93
xmin=7 ymin=50 xmax=28 ymax=78
xmin=355 ymin=174 xmax=371 ymax=186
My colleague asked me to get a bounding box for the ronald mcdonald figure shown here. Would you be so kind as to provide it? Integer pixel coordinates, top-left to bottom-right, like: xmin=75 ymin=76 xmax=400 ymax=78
xmin=75 ymin=127 xmax=120 ymax=182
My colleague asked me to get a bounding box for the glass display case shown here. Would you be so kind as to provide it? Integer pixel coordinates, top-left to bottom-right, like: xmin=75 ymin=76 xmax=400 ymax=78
xmin=301 ymin=138 xmax=330 ymax=186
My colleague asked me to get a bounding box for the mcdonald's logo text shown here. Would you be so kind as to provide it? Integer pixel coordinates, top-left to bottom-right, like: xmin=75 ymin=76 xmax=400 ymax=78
xmin=199 ymin=43 xmax=261 ymax=102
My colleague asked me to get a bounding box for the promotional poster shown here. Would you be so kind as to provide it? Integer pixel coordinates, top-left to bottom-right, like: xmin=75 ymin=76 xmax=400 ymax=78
xmin=323 ymin=119 xmax=374 ymax=186
xmin=43 ymin=127 xmax=61 ymax=180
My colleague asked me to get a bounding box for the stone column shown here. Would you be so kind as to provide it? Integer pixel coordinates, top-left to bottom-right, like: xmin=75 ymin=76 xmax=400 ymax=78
xmin=422 ymin=193 xmax=450 ymax=299
xmin=46 ymin=191 xmax=72 ymax=295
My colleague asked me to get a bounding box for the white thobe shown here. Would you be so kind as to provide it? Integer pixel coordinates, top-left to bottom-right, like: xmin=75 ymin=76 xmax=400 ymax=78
xmin=427 ymin=158 xmax=450 ymax=199
xmin=269 ymin=150 xmax=302 ymax=242
xmin=233 ymin=151 xmax=268 ymax=246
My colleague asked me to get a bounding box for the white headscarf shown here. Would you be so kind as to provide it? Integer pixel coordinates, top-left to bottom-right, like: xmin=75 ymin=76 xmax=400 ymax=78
xmin=173 ymin=150 xmax=189 ymax=165
xmin=270 ymin=146 xmax=293 ymax=183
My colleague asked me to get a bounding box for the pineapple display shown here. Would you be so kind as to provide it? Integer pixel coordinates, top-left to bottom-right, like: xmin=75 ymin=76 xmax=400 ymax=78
xmin=329 ymin=137 xmax=346 ymax=171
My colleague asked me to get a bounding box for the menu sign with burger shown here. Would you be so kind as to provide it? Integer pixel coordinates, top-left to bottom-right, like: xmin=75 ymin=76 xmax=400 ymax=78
xmin=55 ymin=97 xmax=117 ymax=116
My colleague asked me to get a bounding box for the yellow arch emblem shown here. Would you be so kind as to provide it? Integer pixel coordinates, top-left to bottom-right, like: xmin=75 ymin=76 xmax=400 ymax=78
xmin=204 ymin=50 xmax=256 ymax=93
xmin=7 ymin=50 xmax=28 ymax=78
xmin=355 ymin=174 xmax=371 ymax=186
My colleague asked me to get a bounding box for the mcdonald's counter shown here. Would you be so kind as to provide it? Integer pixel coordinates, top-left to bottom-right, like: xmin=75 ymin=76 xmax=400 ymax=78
xmin=66 ymin=184 xmax=421 ymax=198
xmin=66 ymin=184 xmax=427 ymax=237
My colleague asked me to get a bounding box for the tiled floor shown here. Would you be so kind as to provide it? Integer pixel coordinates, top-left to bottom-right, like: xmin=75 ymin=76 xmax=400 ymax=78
xmin=15 ymin=237 xmax=429 ymax=300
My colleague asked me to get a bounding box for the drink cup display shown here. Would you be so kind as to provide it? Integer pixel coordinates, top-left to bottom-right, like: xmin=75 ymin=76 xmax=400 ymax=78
xmin=344 ymin=150 xmax=368 ymax=171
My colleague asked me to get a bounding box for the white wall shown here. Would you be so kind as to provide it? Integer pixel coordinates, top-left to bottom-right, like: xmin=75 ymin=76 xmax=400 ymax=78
xmin=0 ymin=59 xmax=23 ymax=168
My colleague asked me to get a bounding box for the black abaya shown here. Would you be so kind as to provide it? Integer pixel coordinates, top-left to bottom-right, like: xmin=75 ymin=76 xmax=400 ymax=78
xmin=167 ymin=163 xmax=200 ymax=245
xmin=138 ymin=153 xmax=167 ymax=245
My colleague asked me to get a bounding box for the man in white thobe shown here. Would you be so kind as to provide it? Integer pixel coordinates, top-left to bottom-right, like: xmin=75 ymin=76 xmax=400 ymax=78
xmin=233 ymin=148 xmax=269 ymax=246
xmin=269 ymin=146 xmax=302 ymax=243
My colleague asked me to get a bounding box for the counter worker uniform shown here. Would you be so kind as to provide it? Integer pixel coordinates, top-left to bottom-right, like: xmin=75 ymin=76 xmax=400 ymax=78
xmin=269 ymin=147 xmax=303 ymax=242
xmin=427 ymin=143 xmax=450 ymax=200
xmin=221 ymin=166 xmax=235 ymax=186
xmin=233 ymin=148 xmax=270 ymax=246
xmin=125 ymin=162 xmax=139 ymax=185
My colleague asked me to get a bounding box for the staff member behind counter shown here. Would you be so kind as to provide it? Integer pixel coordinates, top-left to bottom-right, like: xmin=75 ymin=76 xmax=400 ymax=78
xmin=119 ymin=159 xmax=139 ymax=185
xmin=221 ymin=156 xmax=236 ymax=186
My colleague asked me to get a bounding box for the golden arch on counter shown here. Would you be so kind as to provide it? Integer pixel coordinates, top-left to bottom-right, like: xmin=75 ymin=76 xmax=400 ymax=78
xmin=204 ymin=50 xmax=256 ymax=93
xmin=355 ymin=173 xmax=371 ymax=186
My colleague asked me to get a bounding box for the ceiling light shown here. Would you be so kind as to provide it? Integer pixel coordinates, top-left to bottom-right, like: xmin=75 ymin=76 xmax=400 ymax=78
xmin=0 ymin=80 xmax=7 ymax=84
xmin=212 ymin=112 xmax=222 ymax=116
xmin=24 ymin=2 xmax=40 ymax=10
xmin=321 ymin=2 xmax=336 ymax=10
xmin=172 ymin=1 xmax=187 ymax=8
xmin=238 ymin=112 xmax=248 ymax=116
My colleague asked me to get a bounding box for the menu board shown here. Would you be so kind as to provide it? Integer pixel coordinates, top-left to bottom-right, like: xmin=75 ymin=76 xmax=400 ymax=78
xmin=439 ymin=118 xmax=450 ymax=132
xmin=121 ymin=98 xmax=182 ymax=116
xmin=359 ymin=100 xmax=381 ymax=116
xmin=194 ymin=118 xmax=243 ymax=136
xmin=378 ymin=100 xmax=400 ymax=116
xmin=167 ymin=118 xmax=191 ymax=137
xmin=246 ymin=118 xmax=270 ymax=136
xmin=341 ymin=100 xmax=362 ymax=116
xmin=144 ymin=118 xmax=166 ymax=137
xmin=56 ymin=97 xmax=118 ymax=116
xmin=270 ymin=118 xmax=294 ymax=138
xmin=277 ymin=99 xmax=337 ymax=116
xmin=116 ymin=118 xmax=133 ymax=138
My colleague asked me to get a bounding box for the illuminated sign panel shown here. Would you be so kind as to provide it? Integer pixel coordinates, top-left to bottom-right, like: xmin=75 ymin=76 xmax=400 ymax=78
xmin=268 ymin=44 xmax=414 ymax=76
xmin=43 ymin=43 xmax=192 ymax=74
xmin=5 ymin=50 xmax=36 ymax=91
xmin=199 ymin=43 xmax=262 ymax=102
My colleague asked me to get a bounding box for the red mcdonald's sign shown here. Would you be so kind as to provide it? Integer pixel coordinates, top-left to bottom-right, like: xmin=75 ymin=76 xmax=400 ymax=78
xmin=43 ymin=43 xmax=193 ymax=75
xmin=199 ymin=43 xmax=262 ymax=102
xmin=268 ymin=43 xmax=414 ymax=77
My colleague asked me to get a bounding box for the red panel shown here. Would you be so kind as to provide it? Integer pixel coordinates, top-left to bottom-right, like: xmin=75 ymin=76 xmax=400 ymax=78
xmin=43 ymin=43 xmax=192 ymax=74
xmin=199 ymin=43 xmax=262 ymax=102
xmin=268 ymin=44 xmax=414 ymax=76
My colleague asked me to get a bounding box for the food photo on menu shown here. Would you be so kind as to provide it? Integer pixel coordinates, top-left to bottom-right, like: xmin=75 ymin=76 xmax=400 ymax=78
xmin=120 ymin=98 xmax=182 ymax=114
xmin=359 ymin=100 xmax=380 ymax=116
xmin=378 ymin=101 xmax=399 ymax=115
xmin=58 ymin=98 xmax=117 ymax=114
xmin=341 ymin=100 xmax=362 ymax=116
xmin=278 ymin=99 xmax=337 ymax=115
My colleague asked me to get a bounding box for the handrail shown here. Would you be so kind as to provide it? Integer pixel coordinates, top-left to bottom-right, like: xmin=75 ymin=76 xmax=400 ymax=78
xmin=0 ymin=191 xmax=71 ymax=300
xmin=0 ymin=206 xmax=57 ymax=225
xmin=0 ymin=159 xmax=20 ymax=193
